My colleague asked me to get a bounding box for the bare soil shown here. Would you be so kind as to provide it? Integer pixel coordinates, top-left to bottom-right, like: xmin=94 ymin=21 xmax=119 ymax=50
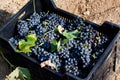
xmin=0 ymin=0 xmax=29 ymax=27
xmin=55 ymin=0 xmax=120 ymax=25
xmin=0 ymin=0 xmax=120 ymax=80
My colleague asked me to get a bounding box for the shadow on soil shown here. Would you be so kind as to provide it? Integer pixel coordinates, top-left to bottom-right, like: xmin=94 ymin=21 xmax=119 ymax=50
xmin=0 ymin=10 xmax=13 ymax=28
xmin=0 ymin=9 xmax=12 ymax=80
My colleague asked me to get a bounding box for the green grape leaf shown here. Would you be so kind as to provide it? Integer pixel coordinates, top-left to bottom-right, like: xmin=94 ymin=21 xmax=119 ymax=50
xmin=18 ymin=34 xmax=37 ymax=53
xmin=51 ymin=26 xmax=80 ymax=52
xmin=43 ymin=20 xmax=50 ymax=26
xmin=61 ymin=39 xmax=69 ymax=44
xmin=54 ymin=27 xmax=59 ymax=32
xmin=20 ymin=67 xmax=31 ymax=80
xmin=57 ymin=39 xmax=61 ymax=51
xmin=62 ymin=30 xmax=80 ymax=39
xmin=51 ymin=39 xmax=61 ymax=52
xmin=7 ymin=67 xmax=31 ymax=80
xmin=51 ymin=39 xmax=57 ymax=52
xmin=26 ymin=34 xmax=37 ymax=42
xmin=93 ymin=54 xmax=97 ymax=59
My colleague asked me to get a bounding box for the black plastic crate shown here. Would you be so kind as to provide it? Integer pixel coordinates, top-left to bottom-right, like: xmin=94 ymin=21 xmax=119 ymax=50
xmin=0 ymin=0 xmax=120 ymax=80
xmin=114 ymin=35 xmax=120 ymax=72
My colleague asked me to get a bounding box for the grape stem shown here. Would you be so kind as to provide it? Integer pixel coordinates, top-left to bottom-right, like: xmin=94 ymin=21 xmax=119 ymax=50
xmin=42 ymin=30 xmax=54 ymax=37
xmin=33 ymin=0 xmax=36 ymax=13
xmin=0 ymin=50 xmax=15 ymax=69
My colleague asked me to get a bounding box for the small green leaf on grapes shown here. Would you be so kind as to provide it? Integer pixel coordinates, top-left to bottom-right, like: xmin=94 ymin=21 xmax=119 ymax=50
xmin=51 ymin=39 xmax=61 ymax=52
xmin=51 ymin=39 xmax=57 ymax=52
xmin=62 ymin=30 xmax=80 ymax=39
xmin=93 ymin=54 xmax=97 ymax=59
xmin=57 ymin=39 xmax=61 ymax=51
xmin=18 ymin=34 xmax=37 ymax=53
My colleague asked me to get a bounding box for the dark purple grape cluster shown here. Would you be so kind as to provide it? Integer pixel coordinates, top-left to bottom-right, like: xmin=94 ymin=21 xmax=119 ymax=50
xmin=28 ymin=13 xmax=40 ymax=28
xmin=65 ymin=58 xmax=79 ymax=76
xmin=17 ymin=20 xmax=29 ymax=36
xmin=31 ymin=46 xmax=61 ymax=72
xmin=50 ymin=53 xmax=62 ymax=72
xmin=58 ymin=48 xmax=70 ymax=59
xmin=9 ymin=12 xmax=110 ymax=78
xmin=35 ymin=24 xmax=46 ymax=37
xmin=9 ymin=35 xmax=23 ymax=49
xmin=44 ymin=30 xmax=60 ymax=42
